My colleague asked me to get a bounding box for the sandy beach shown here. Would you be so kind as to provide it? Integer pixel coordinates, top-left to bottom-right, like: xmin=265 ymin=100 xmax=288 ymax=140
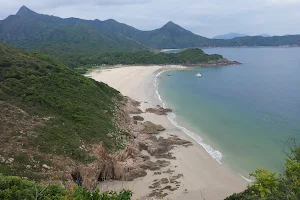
xmin=87 ymin=66 xmax=247 ymax=200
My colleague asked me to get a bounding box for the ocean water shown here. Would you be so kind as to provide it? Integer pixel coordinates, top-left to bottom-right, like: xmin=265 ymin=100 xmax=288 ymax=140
xmin=157 ymin=47 xmax=300 ymax=177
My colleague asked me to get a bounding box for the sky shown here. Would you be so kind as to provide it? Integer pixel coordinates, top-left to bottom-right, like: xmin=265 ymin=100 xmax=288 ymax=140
xmin=0 ymin=0 xmax=299 ymax=38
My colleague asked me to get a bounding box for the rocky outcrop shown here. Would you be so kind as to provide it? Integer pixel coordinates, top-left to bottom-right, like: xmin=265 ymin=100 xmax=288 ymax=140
xmin=68 ymin=97 xmax=192 ymax=190
xmin=186 ymin=58 xmax=242 ymax=67
xmin=138 ymin=134 xmax=192 ymax=159
xmin=146 ymin=105 xmax=172 ymax=115
xmin=132 ymin=116 xmax=144 ymax=121
xmin=141 ymin=121 xmax=165 ymax=134
xmin=119 ymin=97 xmax=142 ymax=114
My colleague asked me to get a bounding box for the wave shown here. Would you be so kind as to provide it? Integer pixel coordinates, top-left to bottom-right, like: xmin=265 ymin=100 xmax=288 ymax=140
xmin=239 ymin=173 xmax=253 ymax=183
xmin=154 ymin=70 xmax=223 ymax=164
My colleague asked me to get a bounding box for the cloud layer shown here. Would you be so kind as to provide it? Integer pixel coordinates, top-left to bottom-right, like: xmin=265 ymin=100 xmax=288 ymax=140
xmin=0 ymin=0 xmax=299 ymax=37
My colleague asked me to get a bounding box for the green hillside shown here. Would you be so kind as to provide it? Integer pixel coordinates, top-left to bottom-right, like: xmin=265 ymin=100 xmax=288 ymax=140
xmin=0 ymin=42 xmax=127 ymax=179
xmin=0 ymin=6 xmax=146 ymax=59
xmin=68 ymin=48 xmax=223 ymax=73
xmin=1 ymin=6 xmax=300 ymax=62
xmin=131 ymin=21 xmax=211 ymax=49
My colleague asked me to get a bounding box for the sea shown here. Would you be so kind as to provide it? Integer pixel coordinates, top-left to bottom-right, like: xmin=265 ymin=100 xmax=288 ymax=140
xmin=156 ymin=47 xmax=300 ymax=178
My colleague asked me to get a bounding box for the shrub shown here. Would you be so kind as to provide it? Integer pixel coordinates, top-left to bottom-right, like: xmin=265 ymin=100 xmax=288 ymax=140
xmin=226 ymin=144 xmax=300 ymax=200
xmin=0 ymin=174 xmax=132 ymax=200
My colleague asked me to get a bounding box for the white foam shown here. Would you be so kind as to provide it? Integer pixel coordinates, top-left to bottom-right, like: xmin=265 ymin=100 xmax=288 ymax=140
xmin=239 ymin=173 xmax=254 ymax=183
xmin=154 ymin=71 xmax=223 ymax=164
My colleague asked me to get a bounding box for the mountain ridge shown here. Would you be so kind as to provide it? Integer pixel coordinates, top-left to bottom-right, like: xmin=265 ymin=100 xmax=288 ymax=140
xmin=0 ymin=6 xmax=300 ymax=55
xmin=213 ymin=32 xmax=249 ymax=39
xmin=0 ymin=6 xmax=147 ymax=57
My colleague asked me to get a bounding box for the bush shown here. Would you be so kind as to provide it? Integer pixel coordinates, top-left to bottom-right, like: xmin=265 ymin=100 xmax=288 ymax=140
xmin=0 ymin=174 xmax=132 ymax=200
xmin=226 ymin=143 xmax=300 ymax=200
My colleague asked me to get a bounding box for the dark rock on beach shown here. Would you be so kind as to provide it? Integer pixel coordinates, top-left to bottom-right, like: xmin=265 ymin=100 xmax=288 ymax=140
xmin=146 ymin=105 xmax=172 ymax=115
xmin=133 ymin=115 xmax=144 ymax=121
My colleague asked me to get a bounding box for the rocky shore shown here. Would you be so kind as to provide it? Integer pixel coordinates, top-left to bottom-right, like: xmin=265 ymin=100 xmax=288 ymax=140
xmin=72 ymin=97 xmax=192 ymax=198
xmin=185 ymin=58 xmax=241 ymax=67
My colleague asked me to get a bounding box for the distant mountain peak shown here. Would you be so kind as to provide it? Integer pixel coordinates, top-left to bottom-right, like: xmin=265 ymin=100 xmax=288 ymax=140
xmin=213 ymin=32 xmax=248 ymax=39
xmin=163 ymin=21 xmax=178 ymax=27
xmin=161 ymin=21 xmax=184 ymax=31
xmin=166 ymin=21 xmax=175 ymax=25
xmin=105 ymin=19 xmax=117 ymax=22
xmin=16 ymin=5 xmax=36 ymax=16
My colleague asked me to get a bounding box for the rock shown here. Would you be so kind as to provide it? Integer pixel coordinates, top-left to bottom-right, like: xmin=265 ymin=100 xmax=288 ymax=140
xmin=140 ymin=160 xmax=170 ymax=171
xmin=0 ymin=156 xmax=5 ymax=163
xmin=125 ymin=168 xmax=147 ymax=181
xmin=146 ymin=105 xmax=172 ymax=115
xmin=130 ymin=99 xmax=141 ymax=107
xmin=162 ymin=185 xmax=172 ymax=190
xmin=160 ymin=178 xmax=169 ymax=184
xmin=42 ymin=164 xmax=51 ymax=170
xmin=6 ymin=158 xmax=14 ymax=164
xmin=149 ymin=181 xmax=160 ymax=189
xmin=170 ymin=174 xmax=183 ymax=183
xmin=132 ymin=116 xmax=144 ymax=121
xmin=142 ymin=121 xmax=165 ymax=134
xmin=164 ymin=168 xmax=175 ymax=174
xmin=26 ymin=165 xmax=31 ymax=169
xmin=79 ymin=145 xmax=87 ymax=151
xmin=121 ymin=97 xmax=142 ymax=114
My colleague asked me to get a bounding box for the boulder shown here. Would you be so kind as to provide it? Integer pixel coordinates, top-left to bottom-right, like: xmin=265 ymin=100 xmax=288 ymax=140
xmin=132 ymin=116 xmax=144 ymax=121
xmin=146 ymin=105 xmax=172 ymax=115
xmin=142 ymin=121 xmax=165 ymax=134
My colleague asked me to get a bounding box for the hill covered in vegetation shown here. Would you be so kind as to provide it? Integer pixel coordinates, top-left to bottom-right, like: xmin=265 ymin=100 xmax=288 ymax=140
xmin=69 ymin=48 xmax=231 ymax=73
xmin=0 ymin=6 xmax=146 ymax=60
xmin=0 ymin=42 xmax=128 ymax=182
xmin=1 ymin=6 xmax=299 ymax=60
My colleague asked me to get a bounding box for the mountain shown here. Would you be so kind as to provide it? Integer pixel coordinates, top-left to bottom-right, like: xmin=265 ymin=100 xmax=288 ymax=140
xmin=130 ymin=21 xmax=211 ymax=48
xmin=1 ymin=6 xmax=300 ymax=59
xmin=0 ymin=42 xmax=127 ymax=180
xmin=211 ymin=35 xmax=300 ymax=47
xmin=0 ymin=6 xmax=146 ymax=57
xmin=213 ymin=32 xmax=249 ymax=39
xmin=259 ymin=33 xmax=271 ymax=37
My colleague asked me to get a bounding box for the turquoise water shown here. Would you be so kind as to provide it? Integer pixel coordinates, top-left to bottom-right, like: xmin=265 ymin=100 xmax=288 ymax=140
xmin=158 ymin=48 xmax=300 ymax=176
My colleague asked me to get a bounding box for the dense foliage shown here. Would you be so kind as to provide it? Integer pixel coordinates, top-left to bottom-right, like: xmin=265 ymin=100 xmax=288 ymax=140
xmin=0 ymin=42 xmax=126 ymax=165
xmin=70 ymin=48 xmax=223 ymax=73
xmin=226 ymin=144 xmax=300 ymax=200
xmin=0 ymin=174 xmax=132 ymax=200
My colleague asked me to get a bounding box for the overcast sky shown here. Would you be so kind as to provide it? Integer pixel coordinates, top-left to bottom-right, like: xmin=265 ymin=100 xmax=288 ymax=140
xmin=0 ymin=0 xmax=299 ymax=37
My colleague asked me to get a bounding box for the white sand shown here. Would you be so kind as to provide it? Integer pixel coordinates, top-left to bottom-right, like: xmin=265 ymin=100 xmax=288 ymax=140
xmin=87 ymin=66 xmax=247 ymax=200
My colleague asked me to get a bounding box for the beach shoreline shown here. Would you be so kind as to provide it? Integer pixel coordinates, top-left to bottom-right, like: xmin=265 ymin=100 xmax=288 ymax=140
xmin=87 ymin=65 xmax=247 ymax=200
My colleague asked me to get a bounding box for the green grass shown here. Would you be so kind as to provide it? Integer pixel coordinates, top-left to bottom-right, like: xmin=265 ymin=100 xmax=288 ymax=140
xmin=0 ymin=42 xmax=126 ymax=163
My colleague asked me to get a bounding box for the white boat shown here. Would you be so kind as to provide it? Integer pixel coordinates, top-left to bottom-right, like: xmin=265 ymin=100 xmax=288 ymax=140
xmin=196 ymin=73 xmax=201 ymax=77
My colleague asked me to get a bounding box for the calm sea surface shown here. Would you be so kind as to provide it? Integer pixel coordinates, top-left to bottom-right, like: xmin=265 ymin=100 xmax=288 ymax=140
xmin=158 ymin=47 xmax=300 ymax=176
